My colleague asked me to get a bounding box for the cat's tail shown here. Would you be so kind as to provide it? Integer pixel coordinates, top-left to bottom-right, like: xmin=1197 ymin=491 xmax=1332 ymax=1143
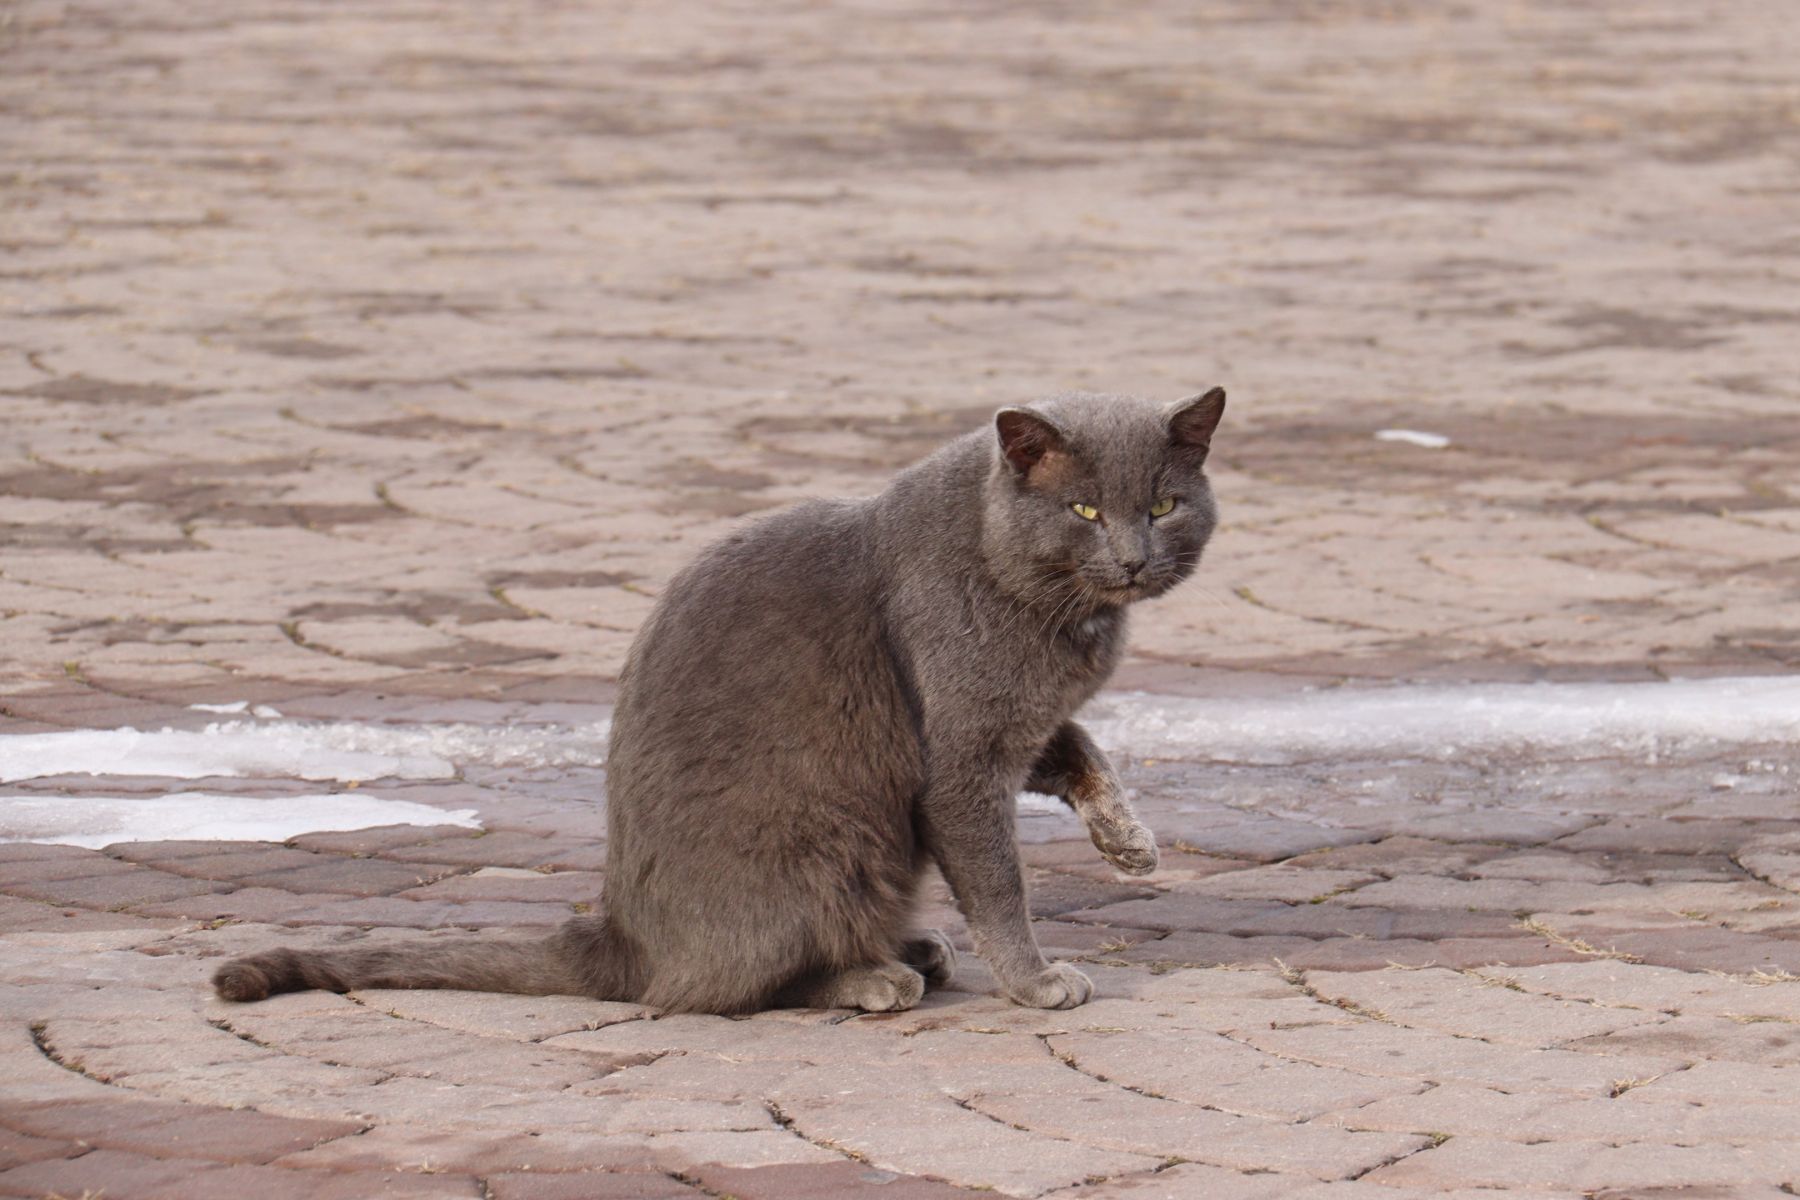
xmin=211 ymin=916 xmax=634 ymax=1003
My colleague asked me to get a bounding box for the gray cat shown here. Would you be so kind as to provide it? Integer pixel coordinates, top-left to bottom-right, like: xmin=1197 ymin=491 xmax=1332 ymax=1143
xmin=215 ymin=389 xmax=1224 ymax=1013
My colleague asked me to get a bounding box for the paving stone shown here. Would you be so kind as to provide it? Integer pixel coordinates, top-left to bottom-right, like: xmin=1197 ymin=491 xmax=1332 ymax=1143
xmin=130 ymin=885 xmax=330 ymax=923
xmin=141 ymin=846 xmax=326 ymax=878
xmin=1565 ymin=1014 xmax=1800 ymax=1067
xmin=271 ymin=1124 xmax=660 ymax=1174
xmin=1165 ymin=866 xmax=1383 ymax=905
xmin=958 ymin=1071 xmax=1427 ymax=1180
xmin=0 ymin=1148 xmax=226 ymax=1198
xmin=0 ymin=851 xmax=142 ymax=886
xmin=1064 ymin=1161 xmax=1588 ymax=1199
xmin=1556 ymin=819 xmax=1800 ymax=858
xmin=378 ymin=833 xmax=566 ymax=869
xmin=4 ymin=868 xmax=232 ymax=910
xmin=0 ymin=1126 xmax=80 ymax=1171
xmin=1324 ymin=1080 xmax=1800 ymax=1144
xmin=1622 ymin=1060 xmax=1800 ymax=1107
xmin=0 ymin=845 xmax=95 ymax=866
xmin=182 ymin=1163 xmax=486 ymax=1199
xmin=685 ymin=1161 xmax=984 ymax=1199
xmin=287 ymin=825 xmax=478 ymax=855
xmin=1275 ymin=934 xmax=1589 ymax=971
xmin=770 ymin=1067 xmax=1156 ymax=1193
xmin=395 ymin=869 xmax=603 ymax=904
xmin=235 ymin=857 xmax=468 ymax=896
xmin=1236 ymin=1019 xmax=1686 ymax=1096
xmin=1524 ymin=912 xmax=1800 ymax=975
xmin=0 ymin=1097 xmax=185 ymax=1149
xmin=1025 ymin=872 xmax=1158 ymax=918
xmin=1303 ymin=967 xmax=1664 ymax=1047
xmin=486 ymin=1172 xmax=702 ymax=1200
xmin=1365 ymin=1135 xmax=1800 ymax=1192
xmin=1049 ymin=1027 xmax=1426 ymax=1122
xmin=1476 ymin=961 xmax=1800 ymax=1022
xmin=1283 ymin=838 xmax=1509 ymax=876
xmin=353 ymin=989 xmax=652 ymax=1040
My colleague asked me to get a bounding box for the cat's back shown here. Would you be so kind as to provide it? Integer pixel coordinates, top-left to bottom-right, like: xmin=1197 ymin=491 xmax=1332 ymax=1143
xmin=641 ymin=496 xmax=877 ymax=649
xmin=609 ymin=498 xmax=894 ymax=751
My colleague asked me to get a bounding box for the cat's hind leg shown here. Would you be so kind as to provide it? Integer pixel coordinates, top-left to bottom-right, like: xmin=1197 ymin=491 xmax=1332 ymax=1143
xmin=775 ymin=961 xmax=925 ymax=1012
xmin=900 ymin=929 xmax=956 ymax=988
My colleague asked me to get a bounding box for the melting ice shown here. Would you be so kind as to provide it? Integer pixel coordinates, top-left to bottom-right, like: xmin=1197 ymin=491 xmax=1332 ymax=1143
xmin=1083 ymin=675 xmax=1800 ymax=765
xmin=2 ymin=676 xmax=1794 ymax=846
xmin=1 ymin=791 xmax=478 ymax=849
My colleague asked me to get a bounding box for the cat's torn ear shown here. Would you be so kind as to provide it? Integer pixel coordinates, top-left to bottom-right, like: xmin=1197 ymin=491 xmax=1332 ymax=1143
xmin=994 ymin=407 xmax=1067 ymax=475
xmin=1166 ymin=387 xmax=1226 ymax=453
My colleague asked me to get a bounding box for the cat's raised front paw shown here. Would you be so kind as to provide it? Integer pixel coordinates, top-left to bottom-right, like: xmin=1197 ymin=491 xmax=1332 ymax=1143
xmin=1006 ymin=962 xmax=1093 ymax=1009
xmin=1090 ymin=818 xmax=1159 ymax=876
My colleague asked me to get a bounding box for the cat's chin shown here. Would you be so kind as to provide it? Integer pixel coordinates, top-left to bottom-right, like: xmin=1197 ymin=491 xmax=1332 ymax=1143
xmin=1087 ymin=583 xmax=1149 ymax=609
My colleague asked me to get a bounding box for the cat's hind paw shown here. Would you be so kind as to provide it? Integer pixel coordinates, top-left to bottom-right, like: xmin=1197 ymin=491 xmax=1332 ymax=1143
xmin=901 ymin=929 xmax=957 ymax=987
xmin=783 ymin=961 xmax=926 ymax=1012
xmin=1006 ymin=962 xmax=1093 ymax=1009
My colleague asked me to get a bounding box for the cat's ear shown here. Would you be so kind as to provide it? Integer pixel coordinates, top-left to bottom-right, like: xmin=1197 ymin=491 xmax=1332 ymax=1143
xmin=994 ymin=407 xmax=1067 ymax=475
xmin=1166 ymin=387 xmax=1226 ymax=453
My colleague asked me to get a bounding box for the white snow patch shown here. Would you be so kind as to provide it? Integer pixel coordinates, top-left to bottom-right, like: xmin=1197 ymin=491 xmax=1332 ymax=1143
xmin=0 ymin=719 xmax=613 ymax=785
xmin=1081 ymin=676 xmax=1800 ymax=764
xmin=0 ymin=791 xmax=478 ymax=849
xmin=0 ymin=726 xmax=455 ymax=784
xmin=189 ymin=700 xmax=285 ymax=718
xmin=1017 ymin=790 xmax=1071 ymax=814
xmin=3 ymin=676 xmax=1794 ymax=847
xmin=1375 ymin=429 xmax=1451 ymax=449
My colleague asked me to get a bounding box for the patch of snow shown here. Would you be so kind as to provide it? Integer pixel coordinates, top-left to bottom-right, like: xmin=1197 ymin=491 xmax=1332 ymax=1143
xmin=1017 ymin=790 xmax=1070 ymax=813
xmin=0 ymin=791 xmax=478 ymax=849
xmin=1081 ymin=676 xmax=1800 ymax=765
xmin=188 ymin=701 xmax=248 ymax=714
xmin=0 ymin=719 xmax=613 ymax=785
xmin=1375 ymin=429 xmax=1451 ymax=449
xmin=0 ymin=726 xmax=456 ymax=784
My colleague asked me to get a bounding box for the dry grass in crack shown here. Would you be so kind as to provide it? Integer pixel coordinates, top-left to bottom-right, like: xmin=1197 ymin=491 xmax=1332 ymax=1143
xmin=1275 ymin=958 xmax=1390 ymax=1022
xmin=1517 ymin=917 xmax=1642 ymax=962
xmin=1737 ymin=968 xmax=1800 ymax=986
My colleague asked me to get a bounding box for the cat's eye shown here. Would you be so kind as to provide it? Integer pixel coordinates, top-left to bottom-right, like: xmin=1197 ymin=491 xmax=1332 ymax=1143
xmin=1071 ymin=502 xmax=1099 ymax=521
xmin=1149 ymin=497 xmax=1176 ymax=519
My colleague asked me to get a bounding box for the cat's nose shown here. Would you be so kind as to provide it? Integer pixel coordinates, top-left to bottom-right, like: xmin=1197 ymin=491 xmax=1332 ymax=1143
xmin=1121 ymin=558 xmax=1146 ymax=580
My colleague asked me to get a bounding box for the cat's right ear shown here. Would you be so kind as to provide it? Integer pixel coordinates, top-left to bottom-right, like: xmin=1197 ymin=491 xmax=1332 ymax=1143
xmin=995 ymin=408 xmax=1067 ymax=476
xmin=1166 ymin=387 xmax=1226 ymax=453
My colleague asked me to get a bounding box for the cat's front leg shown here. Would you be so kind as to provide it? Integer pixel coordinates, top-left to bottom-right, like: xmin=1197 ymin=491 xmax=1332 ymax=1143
xmin=920 ymin=766 xmax=1093 ymax=1010
xmin=1028 ymin=721 xmax=1159 ymax=877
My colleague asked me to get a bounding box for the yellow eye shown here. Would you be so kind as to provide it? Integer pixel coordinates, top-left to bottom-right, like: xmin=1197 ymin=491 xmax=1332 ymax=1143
xmin=1149 ymin=497 xmax=1176 ymax=518
xmin=1071 ymin=502 xmax=1099 ymax=521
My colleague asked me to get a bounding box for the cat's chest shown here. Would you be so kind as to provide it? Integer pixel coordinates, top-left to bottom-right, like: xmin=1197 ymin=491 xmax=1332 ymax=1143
xmin=975 ymin=607 xmax=1124 ymax=716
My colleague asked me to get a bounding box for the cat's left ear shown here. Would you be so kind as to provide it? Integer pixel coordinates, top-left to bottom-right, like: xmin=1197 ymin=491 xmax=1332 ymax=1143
xmin=1166 ymin=387 xmax=1226 ymax=454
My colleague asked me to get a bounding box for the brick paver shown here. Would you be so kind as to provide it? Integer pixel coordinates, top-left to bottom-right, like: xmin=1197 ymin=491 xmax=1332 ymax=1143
xmin=5 ymin=0 xmax=1800 ymax=1196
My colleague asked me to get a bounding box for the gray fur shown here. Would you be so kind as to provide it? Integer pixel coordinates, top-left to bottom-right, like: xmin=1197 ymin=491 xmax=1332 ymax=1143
xmin=214 ymin=389 xmax=1225 ymax=1013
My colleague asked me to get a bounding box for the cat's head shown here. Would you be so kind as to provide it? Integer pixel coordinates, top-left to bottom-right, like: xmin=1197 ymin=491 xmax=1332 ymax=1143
xmin=982 ymin=390 xmax=1224 ymax=610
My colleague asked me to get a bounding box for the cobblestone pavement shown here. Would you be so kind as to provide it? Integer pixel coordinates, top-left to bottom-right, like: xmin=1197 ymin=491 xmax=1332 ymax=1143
xmin=5 ymin=0 xmax=1800 ymax=1196
xmin=4 ymin=0 xmax=1800 ymax=702
xmin=3 ymin=715 xmax=1800 ymax=1198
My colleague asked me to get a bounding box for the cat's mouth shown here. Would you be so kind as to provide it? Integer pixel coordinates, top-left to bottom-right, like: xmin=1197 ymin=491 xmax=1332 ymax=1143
xmin=1088 ymin=578 xmax=1157 ymax=605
